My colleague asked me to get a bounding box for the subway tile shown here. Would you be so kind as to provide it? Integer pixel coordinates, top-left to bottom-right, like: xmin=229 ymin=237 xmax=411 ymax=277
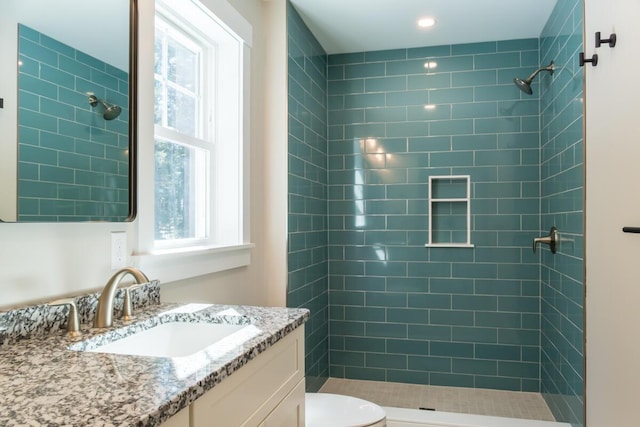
xmin=429 ymin=120 xmax=474 ymax=137
xmin=429 ymin=87 xmax=474 ymax=104
xmin=431 ymin=310 xmax=474 ymax=326
xmin=387 ymin=308 xmax=428 ymax=324
xmin=453 ymin=42 xmax=497 ymax=55
xmin=476 ymin=344 xmax=522 ymax=361
xmin=407 ymin=45 xmax=452 ymax=59
xmin=366 ymin=322 xmax=407 ymax=338
xmin=365 ymin=49 xmax=407 ymax=62
xmin=430 ymin=373 xmax=474 ymax=387
xmin=365 ymin=76 xmax=407 ymax=92
xmin=431 ymin=341 xmax=474 ymax=358
xmin=366 ymin=352 xmax=407 ymax=369
xmin=387 ymin=370 xmax=431 ymax=385
xmin=475 ymin=52 xmax=521 ymax=69
xmin=345 ymin=337 xmax=386 ymax=352
xmin=344 ymin=306 xmax=385 ymax=322
xmin=407 ymin=105 xmax=452 ymax=122
xmin=365 ymin=107 xmax=407 ymax=123
xmin=346 ymin=62 xmax=386 ymax=79
xmin=475 ymin=376 xmax=522 ymax=391
xmin=452 ymin=358 xmax=498 ymax=375
xmin=408 ymin=74 xmax=451 ymax=90
xmin=386 ymin=90 xmax=429 ymax=107
xmin=344 ymin=366 xmax=387 ymax=381
xmin=452 ymin=102 xmax=497 ymax=119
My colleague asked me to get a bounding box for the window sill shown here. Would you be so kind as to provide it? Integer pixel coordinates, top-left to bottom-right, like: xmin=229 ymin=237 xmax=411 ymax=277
xmin=133 ymin=243 xmax=254 ymax=283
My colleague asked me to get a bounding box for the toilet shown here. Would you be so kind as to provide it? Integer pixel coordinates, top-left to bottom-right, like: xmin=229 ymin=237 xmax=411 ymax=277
xmin=305 ymin=393 xmax=387 ymax=427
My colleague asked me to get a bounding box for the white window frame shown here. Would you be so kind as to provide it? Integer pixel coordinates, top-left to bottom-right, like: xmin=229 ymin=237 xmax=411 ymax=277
xmin=134 ymin=0 xmax=253 ymax=283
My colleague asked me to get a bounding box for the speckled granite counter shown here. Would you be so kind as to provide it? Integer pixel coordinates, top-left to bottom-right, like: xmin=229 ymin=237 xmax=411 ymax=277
xmin=0 ymin=302 xmax=309 ymax=426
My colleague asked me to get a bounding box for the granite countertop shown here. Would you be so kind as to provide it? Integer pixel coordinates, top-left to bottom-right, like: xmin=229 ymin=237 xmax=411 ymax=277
xmin=0 ymin=302 xmax=309 ymax=426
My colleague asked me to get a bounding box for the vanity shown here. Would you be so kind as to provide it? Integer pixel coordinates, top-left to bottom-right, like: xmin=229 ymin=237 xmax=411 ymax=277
xmin=0 ymin=288 xmax=309 ymax=426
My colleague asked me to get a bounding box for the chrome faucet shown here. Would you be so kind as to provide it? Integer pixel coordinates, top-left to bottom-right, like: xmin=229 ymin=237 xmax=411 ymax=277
xmin=94 ymin=267 xmax=149 ymax=328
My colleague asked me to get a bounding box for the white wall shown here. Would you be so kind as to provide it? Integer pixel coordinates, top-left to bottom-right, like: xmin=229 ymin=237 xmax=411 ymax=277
xmin=584 ymin=0 xmax=640 ymax=425
xmin=0 ymin=0 xmax=289 ymax=310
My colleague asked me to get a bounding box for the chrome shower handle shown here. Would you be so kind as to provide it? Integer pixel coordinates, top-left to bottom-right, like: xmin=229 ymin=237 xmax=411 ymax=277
xmin=533 ymin=227 xmax=558 ymax=254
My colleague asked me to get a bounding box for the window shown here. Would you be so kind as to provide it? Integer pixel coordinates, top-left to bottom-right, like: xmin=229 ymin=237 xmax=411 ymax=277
xmin=135 ymin=0 xmax=253 ymax=282
xmin=154 ymin=13 xmax=210 ymax=247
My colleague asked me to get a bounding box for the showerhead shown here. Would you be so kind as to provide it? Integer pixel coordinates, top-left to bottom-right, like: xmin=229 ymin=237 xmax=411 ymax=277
xmin=88 ymin=95 xmax=122 ymax=120
xmin=513 ymin=61 xmax=555 ymax=95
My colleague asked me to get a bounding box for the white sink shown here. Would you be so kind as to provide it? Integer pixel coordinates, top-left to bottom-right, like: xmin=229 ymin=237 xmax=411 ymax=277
xmin=85 ymin=322 xmax=249 ymax=358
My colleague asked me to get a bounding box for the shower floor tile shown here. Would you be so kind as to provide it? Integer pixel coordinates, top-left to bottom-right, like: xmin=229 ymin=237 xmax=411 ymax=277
xmin=318 ymin=378 xmax=556 ymax=422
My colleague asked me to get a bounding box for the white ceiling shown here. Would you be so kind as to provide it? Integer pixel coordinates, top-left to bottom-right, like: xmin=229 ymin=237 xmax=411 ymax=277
xmin=289 ymin=0 xmax=559 ymax=55
xmin=13 ymin=0 xmax=130 ymax=71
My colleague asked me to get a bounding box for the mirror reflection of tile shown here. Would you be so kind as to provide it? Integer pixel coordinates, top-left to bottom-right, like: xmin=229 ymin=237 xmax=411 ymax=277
xmin=17 ymin=24 xmax=129 ymax=222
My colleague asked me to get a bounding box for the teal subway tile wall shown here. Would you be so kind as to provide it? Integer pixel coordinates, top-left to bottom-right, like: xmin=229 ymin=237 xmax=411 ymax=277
xmin=327 ymin=39 xmax=542 ymax=392
xmin=17 ymin=25 xmax=129 ymax=221
xmin=286 ymin=3 xmax=329 ymax=392
xmin=286 ymin=1 xmax=585 ymax=418
xmin=540 ymin=0 xmax=584 ymax=425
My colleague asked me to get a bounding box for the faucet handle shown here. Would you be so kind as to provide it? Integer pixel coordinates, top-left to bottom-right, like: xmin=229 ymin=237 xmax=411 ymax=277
xmin=122 ymin=283 xmax=145 ymax=321
xmin=48 ymin=298 xmax=81 ymax=337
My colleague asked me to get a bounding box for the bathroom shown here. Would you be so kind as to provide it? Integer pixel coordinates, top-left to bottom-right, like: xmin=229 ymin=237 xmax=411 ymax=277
xmin=0 ymin=0 xmax=637 ymax=426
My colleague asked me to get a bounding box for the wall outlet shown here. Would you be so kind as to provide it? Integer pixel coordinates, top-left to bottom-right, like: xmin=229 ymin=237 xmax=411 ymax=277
xmin=111 ymin=232 xmax=127 ymax=270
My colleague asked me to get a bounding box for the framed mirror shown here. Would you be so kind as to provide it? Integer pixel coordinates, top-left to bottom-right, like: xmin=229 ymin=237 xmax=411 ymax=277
xmin=0 ymin=0 xmax=137 ymax=222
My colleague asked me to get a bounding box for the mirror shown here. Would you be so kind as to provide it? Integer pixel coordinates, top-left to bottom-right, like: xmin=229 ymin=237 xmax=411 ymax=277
xmin=0 ymin=0 xmax=137 ymax=222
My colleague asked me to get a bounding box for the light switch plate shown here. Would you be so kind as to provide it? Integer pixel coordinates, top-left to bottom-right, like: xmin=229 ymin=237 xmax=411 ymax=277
xmin=111 ymin=232 xmax=127 ymax=270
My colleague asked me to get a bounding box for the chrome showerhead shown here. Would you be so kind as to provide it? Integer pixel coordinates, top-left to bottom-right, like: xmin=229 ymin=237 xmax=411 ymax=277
xmin=513 ymin=61 xmax=555 ymax=95
xmin=88 ymin=94 xmax=122 ymax=120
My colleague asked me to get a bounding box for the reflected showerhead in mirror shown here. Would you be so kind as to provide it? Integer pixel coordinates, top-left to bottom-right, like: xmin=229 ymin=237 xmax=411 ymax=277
xmin=513 ymin=61 xmax=555 ymax=95
xmin=88 ymin=94 xmax=122 ymax=120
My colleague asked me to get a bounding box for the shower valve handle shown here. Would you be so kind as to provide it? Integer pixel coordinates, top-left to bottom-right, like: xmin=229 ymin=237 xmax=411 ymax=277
xmin=533 ymin=227 xmax=558 ymax=254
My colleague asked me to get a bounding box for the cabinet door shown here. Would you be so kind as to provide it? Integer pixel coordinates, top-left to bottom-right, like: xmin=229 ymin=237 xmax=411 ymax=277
xmin=191 ymin=327 xmax=304 ymax=426
xmin=160 ymin=407 xmax=189 ymax=427
xmin=260 ymin=379 xmax=305 ymax=427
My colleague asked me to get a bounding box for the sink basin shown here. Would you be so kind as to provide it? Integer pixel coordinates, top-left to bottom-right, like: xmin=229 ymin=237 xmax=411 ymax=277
xmin=84 ymin=322 xmax=249 ymax=358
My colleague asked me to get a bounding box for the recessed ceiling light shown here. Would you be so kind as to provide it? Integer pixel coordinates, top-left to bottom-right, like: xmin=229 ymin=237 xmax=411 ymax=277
xmin=418 ymin=17 xmax=437 ymax=28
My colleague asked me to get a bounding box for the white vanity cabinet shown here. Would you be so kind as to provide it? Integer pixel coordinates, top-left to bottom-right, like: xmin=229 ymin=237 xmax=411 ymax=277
xmin=162 ymin=326 xmax=305 ymax=427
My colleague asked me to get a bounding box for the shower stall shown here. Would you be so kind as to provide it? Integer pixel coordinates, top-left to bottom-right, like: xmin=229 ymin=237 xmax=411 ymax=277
xmin=286 ymin=0 xmax=584 ymax=425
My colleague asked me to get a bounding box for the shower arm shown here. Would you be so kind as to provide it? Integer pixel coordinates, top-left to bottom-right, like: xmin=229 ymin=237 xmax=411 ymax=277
xmin=524 ymin=63 xmax=555 ymax=83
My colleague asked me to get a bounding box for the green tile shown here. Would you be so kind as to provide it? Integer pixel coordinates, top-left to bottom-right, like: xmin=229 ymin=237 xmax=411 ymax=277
xmin=408 ymin=294 xmax=451 ymax=310
xmin=345 ymin=62 xmax=386 ymax=79
xmin=452 ymin=295 xmax=498 ymax=311
xmin=364 ymin=76 xmax=407 ymax=92
xmin=499 ymin=361 xmax=539 ymax=379
xmin=408 ymin=325 xmax=452 ymax=341
xmin=366 ymin=352 xmax=407 ymax=369
xmin=475 ymin=375 xmax=522 ymax=391
xmin=365 ymin=49 xmax=407 ymax=62
xmin=475 ymin=52 xmax=521 ymax=69
xmin=366 ymin=322 xmax=407 ymax=338
xmin=344 ymin=366 xmax=386 ymax=381
xmin=475 ymin=312 xmax=522 ymax=328
xmin=40 ymin=165 xmax=74 ymax=184
xmin=387 ymin=308 xmax=429 ymax=324
xmin=431 ymin=310 xmax=474 ymax=326
xmin=331 ymin=350 xmax=364 ymax=366
xmin=387 ymin=339 xmax=429 ymax=355
xmin=408 ymin=74 xmax=451 ymax=90
xmin=345 ymin=337 xmax=386 ymax=352
xmin=429 ymin=88 xmax=474 ymax=104
xmin=430 ymin=373 xmax=474 ymax=387
xmin=408 ymin=355 xmax=452 ymax=372
xmin=429 ymin=120 xmax=474 ymax=137
xmin=387 ymin=369 xmax=430 ymax=384
xmin=452 ymin=326 xmax=497 ymax=343
xmin=476 ymin=344 xmax=521 ymax=361
xmin=452 ymin=358 xmax=497 ymax=375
